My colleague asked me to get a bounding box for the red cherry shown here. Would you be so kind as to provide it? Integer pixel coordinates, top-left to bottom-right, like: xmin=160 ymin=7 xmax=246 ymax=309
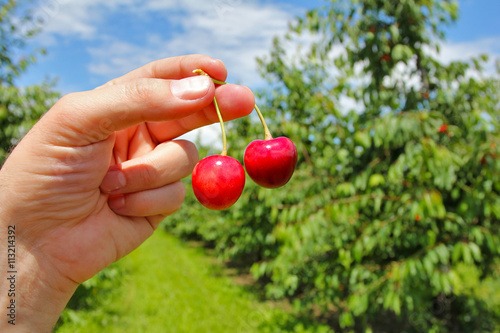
xmin=380 ymin=54 xmax=391 ymax=62
xmin=439 ymin=124 xmax=448 ymax=133
xmin=244 ymin=137 xmax=297 ymax=189
xmin=192 ymin=155 xmax=245 ymax=210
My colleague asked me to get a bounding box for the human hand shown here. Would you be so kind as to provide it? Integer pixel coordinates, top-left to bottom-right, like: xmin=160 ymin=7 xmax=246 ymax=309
xmin=0 ymin=54 xmax=254 ymax=331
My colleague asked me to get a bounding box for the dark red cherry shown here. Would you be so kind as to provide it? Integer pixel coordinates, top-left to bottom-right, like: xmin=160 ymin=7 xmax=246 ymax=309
xmin=244 ymin=137 xmax=297 ymax=189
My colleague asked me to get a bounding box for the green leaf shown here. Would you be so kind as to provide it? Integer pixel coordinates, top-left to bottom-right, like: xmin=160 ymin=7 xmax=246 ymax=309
xmin=368 ymin=174 xmax=385 ymax=187
xmin=391 ymin=44 xmax=413 ymax=63
xmin=462 ymin=245 xmax=473 ymax=265
xmin=339 ymin=311 xmax=354 ymax=328
xmin=435 ymin=245 xmax=450 ymax=264
xmin=354 ymin=130 xmax=371 ymax=149
xmin=468 ymin=243 xmax=482 ymax=262
xmin=451 ymin=242 xmax=462 ymax=263
xmin=389 ymin=24 xmax=400 ymax=42
xmin=383 ymin=289 xmax=395 ymax=310
xmin=423 ymin=256 xmax=434 ymax=275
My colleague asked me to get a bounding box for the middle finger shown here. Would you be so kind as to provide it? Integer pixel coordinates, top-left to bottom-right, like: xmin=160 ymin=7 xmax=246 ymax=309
xmin=100 ymin=139 xmax=199 ymax=195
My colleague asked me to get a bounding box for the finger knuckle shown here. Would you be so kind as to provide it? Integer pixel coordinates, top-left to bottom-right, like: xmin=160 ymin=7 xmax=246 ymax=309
xmin=139 ymin=161 xmax=160 ymax=187
xmin=124 ymin=78 xmax=158 ymax=106
xmin=54 ymin=91 xmax=82 ymax=112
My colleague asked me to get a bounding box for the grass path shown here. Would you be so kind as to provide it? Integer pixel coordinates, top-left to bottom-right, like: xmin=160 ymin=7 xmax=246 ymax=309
xmin=55 ymin=230 xmax=320 ymax=333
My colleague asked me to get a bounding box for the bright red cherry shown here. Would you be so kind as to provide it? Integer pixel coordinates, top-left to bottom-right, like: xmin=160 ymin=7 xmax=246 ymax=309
xmin=192 ymin=155 xmax=245 ymax=210
xmin=244 ymin=137 xmax=297 ymax=188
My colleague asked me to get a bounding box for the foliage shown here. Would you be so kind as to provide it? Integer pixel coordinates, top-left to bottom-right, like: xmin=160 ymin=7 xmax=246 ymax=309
xmin=0 ymin=0 xmax=59 ymax=165
xmin=0 ymin=0 xmax=42 ymax=84
xmin=55 ymin=264 xmax=124 ymax=330
xmin=165 ymin=0 xmax=500 ymax=331
xmin=0 ymin=80 xmax=60 ymax=163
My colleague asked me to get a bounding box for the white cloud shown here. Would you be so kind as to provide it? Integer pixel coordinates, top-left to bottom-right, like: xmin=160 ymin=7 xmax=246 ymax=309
xmin=35 ymin=0 xmax=302 ymax=145
xmin=86 ymin=38 xmax=159 ymax=78
xmin=439 ymin=37 xmax=500 ymax=61
xmin=428 ymin=37 xmax=500 ymax=76
xmin=35 ymin=0 xmax=300 ymax=87
xmin=34 ymin=0 xmax=106 ymax=39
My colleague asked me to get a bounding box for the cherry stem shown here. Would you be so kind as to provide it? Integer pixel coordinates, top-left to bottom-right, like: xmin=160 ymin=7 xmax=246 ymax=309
xmin=193 ymin=69 xmax=228 ymax=156
xmin=193 ymin=69 xmax=226 ymax=85
xmin=193 ymin=69 xmax=273 ymax=150
xmin=253 ymin=104 xmax=273 ymax=140
xmin=213 ymin=96 xmax=227 ymax=156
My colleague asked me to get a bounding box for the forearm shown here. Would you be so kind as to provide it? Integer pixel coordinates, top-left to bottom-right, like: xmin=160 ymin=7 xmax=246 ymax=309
xmin=0 ymin=185 xmax=77 ymax=333
xmin=0 ymin=231 xmax=77 ymax=332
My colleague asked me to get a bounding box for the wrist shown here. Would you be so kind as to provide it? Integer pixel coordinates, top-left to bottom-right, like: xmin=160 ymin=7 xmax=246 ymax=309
xmin=0 ymin=203 xmax=78 ymax=332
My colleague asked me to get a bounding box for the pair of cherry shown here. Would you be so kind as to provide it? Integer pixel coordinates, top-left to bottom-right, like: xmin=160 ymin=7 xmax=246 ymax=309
xmin=190 ymin=70 xmax=297 ymax=210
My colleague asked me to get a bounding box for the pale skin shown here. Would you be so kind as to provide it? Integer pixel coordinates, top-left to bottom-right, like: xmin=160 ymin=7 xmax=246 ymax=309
xmin=0 ymin=54 xmax=255 ymax=332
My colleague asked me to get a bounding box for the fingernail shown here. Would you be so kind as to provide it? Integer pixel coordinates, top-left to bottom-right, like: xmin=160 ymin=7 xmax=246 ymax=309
xmin=171 ymin=76 xmax=211 ymax=100
xmin=101 ymin=170 xmax=127 ymax=193
xmin=108 ymin=195 xmax=125 ymax=210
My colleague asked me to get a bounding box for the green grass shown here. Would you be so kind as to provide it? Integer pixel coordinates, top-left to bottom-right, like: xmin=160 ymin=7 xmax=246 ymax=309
xmin=54 ymin=230 xmax=330 ymax=333
xmin=54 ymin=229 xmax=500 ymax=332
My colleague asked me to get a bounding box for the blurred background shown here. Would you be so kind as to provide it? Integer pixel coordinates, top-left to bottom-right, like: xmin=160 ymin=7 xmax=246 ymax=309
xmin=1 ymin=0 xmax=499 ymax=332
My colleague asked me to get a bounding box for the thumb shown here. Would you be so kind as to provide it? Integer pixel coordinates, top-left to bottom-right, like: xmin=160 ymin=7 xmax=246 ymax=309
xmin=40 ymin=75 xmax=214 ymax=146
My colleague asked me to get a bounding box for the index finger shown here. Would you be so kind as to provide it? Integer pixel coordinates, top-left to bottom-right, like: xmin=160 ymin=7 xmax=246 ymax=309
xmin=98 ymin=54 xmax=228 ymax=88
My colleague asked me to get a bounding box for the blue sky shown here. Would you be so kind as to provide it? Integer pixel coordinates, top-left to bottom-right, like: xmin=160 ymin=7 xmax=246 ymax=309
xmin=18 ymin=0 xmax=500 ymax=93
xmin=444 ymin=0 xmax=500 ymax=42
xmin=15 ymin=0 xmax=500 ymax=143
xmin=18 ymin=0 xmax=322 ymax=92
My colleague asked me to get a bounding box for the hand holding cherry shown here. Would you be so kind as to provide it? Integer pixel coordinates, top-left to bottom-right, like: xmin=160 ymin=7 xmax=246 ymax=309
xmin=191 ymin=69 xmax=298 ymax=210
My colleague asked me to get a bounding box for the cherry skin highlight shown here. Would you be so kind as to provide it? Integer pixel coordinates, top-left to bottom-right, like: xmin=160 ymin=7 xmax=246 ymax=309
xmin=244 ymin=137 xmax=297 ymax=189
xmin=192 ymin=155 xmax=245 ymax=210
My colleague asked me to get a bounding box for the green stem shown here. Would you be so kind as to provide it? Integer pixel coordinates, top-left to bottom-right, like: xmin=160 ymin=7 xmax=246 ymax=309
xmin=192 ymin=69 xmax=227 ymax=85
xmin=192 ymin=69 xmax=273 ymax=145
xmin=211 ymin=78 xmax=227 ymax=86
xmin=193 ymin=69 xmax=228 ymax=155
xmin=254 ymin=104 xmax=273 ymax=140
xmin=213 ymin=96 xmax=227 ymax=156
